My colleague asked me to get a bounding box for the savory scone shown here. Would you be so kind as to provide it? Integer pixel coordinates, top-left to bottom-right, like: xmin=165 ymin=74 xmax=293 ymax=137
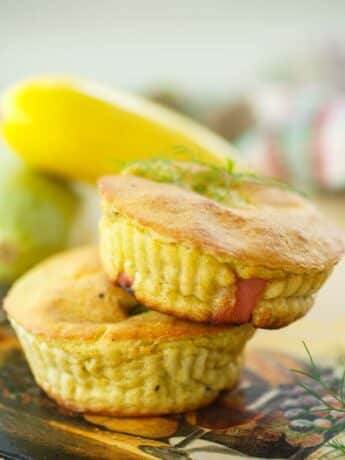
xmin=4 ymin=246 xmax=253 ymax=416
xmin=99 ymin=161 xmax=344 ymax=328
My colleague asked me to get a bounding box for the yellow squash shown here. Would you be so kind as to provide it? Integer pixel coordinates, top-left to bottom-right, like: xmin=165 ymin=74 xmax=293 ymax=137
xmin=1 ymin=77 xmax=244 ymax=182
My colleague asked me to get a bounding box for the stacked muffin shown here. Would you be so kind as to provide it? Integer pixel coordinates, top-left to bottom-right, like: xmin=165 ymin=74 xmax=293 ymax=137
xmin=4 ymin=161 xmax=344 ymax=416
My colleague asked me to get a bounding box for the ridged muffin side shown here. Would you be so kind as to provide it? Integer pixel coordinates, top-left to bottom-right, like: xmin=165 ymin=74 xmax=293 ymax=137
xmin=11 ymin=320 xmax=248 ymax=416
xmin=100 ymin=214 xmax=326 ymax=328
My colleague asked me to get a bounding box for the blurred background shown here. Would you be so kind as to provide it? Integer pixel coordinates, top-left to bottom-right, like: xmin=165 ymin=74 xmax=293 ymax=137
xmin=2 ymin=0 xmax=345 ymax=189
xmin=1 ymin=0 xmax=345 ymax=94
xmin=0 ymin=0 xmax=344 ymax=329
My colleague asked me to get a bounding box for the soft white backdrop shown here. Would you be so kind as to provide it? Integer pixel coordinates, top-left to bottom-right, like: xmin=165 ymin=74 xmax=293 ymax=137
xmin=1 ymin=0 xmax=345 ymax=95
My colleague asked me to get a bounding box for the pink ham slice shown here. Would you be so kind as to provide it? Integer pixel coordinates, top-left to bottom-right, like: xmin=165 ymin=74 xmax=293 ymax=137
xmin=232 ymin=278 xmax=267 ymax=323
xmin=213 ymin=278 xmax=266 ymax=324
xmin=116 ymin=272 xmax=133 ymax=289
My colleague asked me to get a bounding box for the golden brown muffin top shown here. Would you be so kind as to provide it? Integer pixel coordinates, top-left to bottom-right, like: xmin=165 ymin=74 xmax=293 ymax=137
xmin=99 ymin=174 xmax=344 ymax=273
xmin=4 ymin=246 xmax=250 ymax=341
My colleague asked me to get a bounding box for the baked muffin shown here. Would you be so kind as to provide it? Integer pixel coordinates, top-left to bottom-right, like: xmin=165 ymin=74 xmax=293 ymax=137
xmin=4 ymin=246 xmax=253 ymax=416
xmin=99 ymin=161 xmax=344 ymax=328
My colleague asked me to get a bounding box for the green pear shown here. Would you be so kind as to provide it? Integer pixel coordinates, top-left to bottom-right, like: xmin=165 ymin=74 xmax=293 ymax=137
xmin=0 ymin=152 xmax=80 ymax=284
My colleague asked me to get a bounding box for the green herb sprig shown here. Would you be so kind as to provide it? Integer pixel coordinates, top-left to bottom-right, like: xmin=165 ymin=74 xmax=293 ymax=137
xmin=291 ymin=342 xmax=345 ymax=457
xmin=326 ymin=438 xmax=345 ymax=457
